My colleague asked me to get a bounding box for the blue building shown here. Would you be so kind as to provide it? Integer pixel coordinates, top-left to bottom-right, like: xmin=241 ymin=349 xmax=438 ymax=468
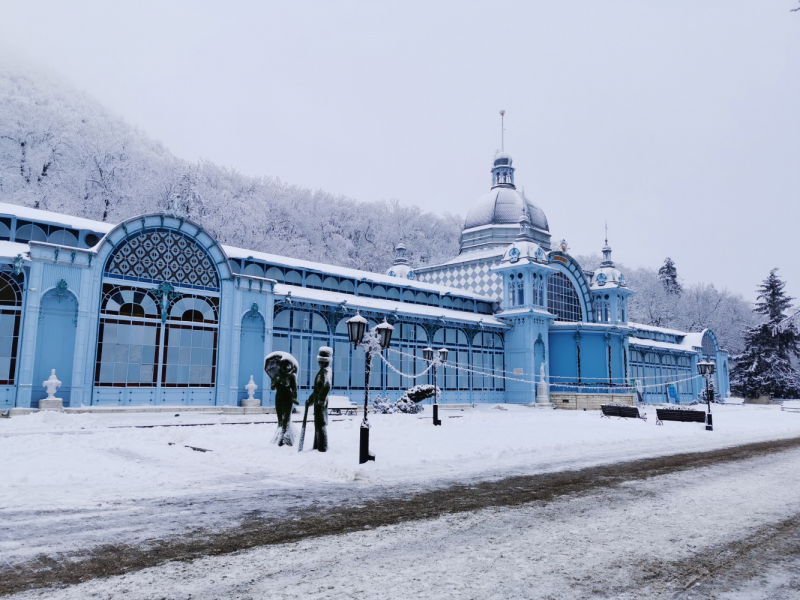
xmin=0 ymin=152 xmax=728 ymax=410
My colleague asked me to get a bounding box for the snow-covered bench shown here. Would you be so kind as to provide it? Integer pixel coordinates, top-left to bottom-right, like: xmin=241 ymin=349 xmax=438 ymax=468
xmin=328 ymin=395 xmax=358 ymax=415
xmin=600 ymin=403 xmax=646 ymax=421
xmin=655 ymin=407 xmax=706 ymax=426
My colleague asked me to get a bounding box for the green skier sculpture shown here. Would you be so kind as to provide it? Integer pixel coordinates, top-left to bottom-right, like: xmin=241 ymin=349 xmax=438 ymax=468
xmin=264 ymin=351 xmax=299 ymax=446
xmin=300 ymin=346 xmax=333 ymax=452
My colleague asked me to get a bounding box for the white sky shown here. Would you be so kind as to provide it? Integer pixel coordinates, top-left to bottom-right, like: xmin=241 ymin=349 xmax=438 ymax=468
xmin=1 ymin=0 xmax=798 ymax=302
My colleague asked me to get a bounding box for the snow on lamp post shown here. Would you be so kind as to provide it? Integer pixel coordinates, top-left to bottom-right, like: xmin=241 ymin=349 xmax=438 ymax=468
xmin=697 ymin=360 xmax=715 ymax=431
xmin=423 ymin=346 xmax=448 ymax=426
xmin=348 ymin=312 xmax=394 ymax=464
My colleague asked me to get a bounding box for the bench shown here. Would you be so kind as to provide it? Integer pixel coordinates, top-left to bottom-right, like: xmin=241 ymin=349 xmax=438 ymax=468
xmin=656 ymin=408 xmax=706 ymax=426
xmin=600 ymin=404 xmax=646 ymax=421
xmin=327 ymin=395 xmax=358 ymax=415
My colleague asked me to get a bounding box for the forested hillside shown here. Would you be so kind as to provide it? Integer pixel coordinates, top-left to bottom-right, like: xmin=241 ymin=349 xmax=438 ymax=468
xmin=0 ymin=62 xmax=462 ymax=274
xmin=0 ymin=60 xmax=759 ymax=353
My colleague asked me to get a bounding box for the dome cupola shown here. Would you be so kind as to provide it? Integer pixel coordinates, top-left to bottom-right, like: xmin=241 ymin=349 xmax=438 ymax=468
xmin=460 ymin=152 xmax=551 ymax=254
xmin=386 ymin=242 xmax=415 ymax=279
xmin=492 ymin=152 xmax=515 ymax=188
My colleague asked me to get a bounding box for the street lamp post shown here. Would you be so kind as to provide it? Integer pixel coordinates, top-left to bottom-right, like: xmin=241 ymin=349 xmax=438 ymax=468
xmin=347 ymin=312 xmax=394 ymax=464
xmin=424 ymin=346 xmax=448 ymax=426
xmin=697 ymin=360 xmax=716 ymax=431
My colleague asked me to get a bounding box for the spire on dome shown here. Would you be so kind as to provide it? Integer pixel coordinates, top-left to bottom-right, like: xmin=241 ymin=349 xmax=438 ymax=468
xmin=601 ymin=222 xmax=614 ymax=265
xmin=516 ymin=212 xmax=535 ymax=242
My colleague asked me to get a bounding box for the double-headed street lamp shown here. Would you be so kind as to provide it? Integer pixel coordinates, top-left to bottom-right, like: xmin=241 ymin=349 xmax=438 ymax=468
xmin=697 ymin=360 xmax=716 ymax=431
xmin=347 ymin=312 xmax=394 ymax=464
xmin=423 ymin=346 xmax=449 ymax=426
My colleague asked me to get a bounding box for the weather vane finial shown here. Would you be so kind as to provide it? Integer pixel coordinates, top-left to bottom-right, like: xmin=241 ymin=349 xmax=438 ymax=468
xmin=604 ymin=221 xmax=608 ymax=246
xmin=499 ymin=110 xmax=505 ymax=152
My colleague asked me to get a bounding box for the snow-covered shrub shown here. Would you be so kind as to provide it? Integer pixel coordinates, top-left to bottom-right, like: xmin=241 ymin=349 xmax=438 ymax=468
xmin=404 ymin=384 xmax=440 ymax=404
xmin=371 ymin=387 xmax=434 ymax=414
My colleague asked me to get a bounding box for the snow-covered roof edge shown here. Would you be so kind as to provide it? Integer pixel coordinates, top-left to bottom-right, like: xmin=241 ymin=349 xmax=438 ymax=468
xmin=0 ymin=202 xmax=493 ymax=302
xmin=273 ymin=284 xmax=508 ymax=328
xmin=0 ymin=202 xmax=114 ymax=233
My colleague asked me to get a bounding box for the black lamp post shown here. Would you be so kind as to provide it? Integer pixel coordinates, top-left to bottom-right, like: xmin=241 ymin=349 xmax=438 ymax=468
xmin=347 ymin=312 xmax=394 ymax=463
xmin=423 ymin=346 xmax=448 ymax=426
xmin=697 ymin=360 xmax=716 ymax=431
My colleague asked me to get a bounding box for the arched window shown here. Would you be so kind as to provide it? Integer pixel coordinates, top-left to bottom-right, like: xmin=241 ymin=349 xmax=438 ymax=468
xmin=322 ymin=277 xmax=338 ymax=291
xmin=97 ymin=228 xmax=222 ymax=394
xmin=243 ymin=263 xmax=264 ymax=278
xmin=105 ymin=230 xmax=219 ymax=289
xmin=701 ymin=331 xmax=716 ymax=358
xmin=97 ymin=285 xmax=162 ymax=387
xmin=266 ymin=266 xmax=284 ymax=282
xmin=548 ymin=272 xmax=583 ymax=322
xmin=48 ymin=229 xmax=79 ymax=246
xmin=339 ymin=280 xmax=355 ymax=294
xmin=0 ymin=272 xmax=22 ymax=384
xmin=15 ymin=223 xmax=47 ymax=243
xmin=305 ymin=274 xmax=323 ymax=289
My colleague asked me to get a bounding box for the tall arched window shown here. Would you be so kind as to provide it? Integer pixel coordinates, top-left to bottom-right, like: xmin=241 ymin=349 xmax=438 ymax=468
xmin=96 ymin=285 xmax=162 ymax=386
xmin=548 ymin=272 xmax=583 ymax=322
xmin=0 ymin=272 xmax=22 ymax=385
xmin=96 ymin=228 xmax=222 ymax=395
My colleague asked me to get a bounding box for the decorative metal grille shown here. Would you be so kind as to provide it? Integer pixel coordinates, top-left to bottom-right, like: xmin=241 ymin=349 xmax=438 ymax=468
xmin=548 ymin=272 xmax=583 ymax=322
xmin=105 ymin=230 xmax=219 ymax=289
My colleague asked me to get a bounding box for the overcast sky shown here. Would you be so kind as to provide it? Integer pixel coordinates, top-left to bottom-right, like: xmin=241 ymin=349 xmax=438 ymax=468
xmin=1 ymin=1 xmax=798 ymax=303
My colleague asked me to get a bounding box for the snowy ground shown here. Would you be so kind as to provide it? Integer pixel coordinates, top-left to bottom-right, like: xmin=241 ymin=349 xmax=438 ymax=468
xmin=3 ymin=403 xmax=800 ymax=565
xmin=9 ymin=436 xmax=800 ymax=599
xmin=5 ymin=403 xmax=800 ymax=512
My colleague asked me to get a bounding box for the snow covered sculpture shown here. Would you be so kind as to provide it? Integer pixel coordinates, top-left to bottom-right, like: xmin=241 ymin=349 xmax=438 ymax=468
xmin=264 ymin=351 xmax=299 ymax=446
xmin=245 ymin=375 xmax=258 ymax=400
xmin=40 ymin=369 xmax=63 ymax=410
xmin=535 ymin=362 xmax=551 ymax=407
xmin=301 ymin=346 xmax=333 ymax=452
xmin=242 ymin=375 xmax=260 ymax=408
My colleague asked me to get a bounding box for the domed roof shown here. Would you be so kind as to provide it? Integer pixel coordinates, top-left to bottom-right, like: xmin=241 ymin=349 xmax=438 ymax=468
xmin=464 ymin=187 xmax=549 ymax=232
xmin=387 ymin=264 xmax=415 ymax=280
xmin=500 ymin=239 xmax=547 ymax=265
xmin=591 ymin=264 xmax=626 ymax=289
xmin=590 ymin=244 xmax=627 ymax=289
xmin=493 ymin=152 xmax=513 ymax=167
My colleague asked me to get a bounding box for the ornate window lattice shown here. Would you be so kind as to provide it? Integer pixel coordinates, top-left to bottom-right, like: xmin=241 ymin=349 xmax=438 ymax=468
xmin=548 ymin=272 xmax=583 ymax=322
xmin=105 ymin=230 xmax=219 ymax=289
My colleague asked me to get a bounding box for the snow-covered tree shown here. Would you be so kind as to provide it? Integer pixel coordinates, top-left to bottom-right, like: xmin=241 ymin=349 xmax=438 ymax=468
xmin=0 ymin=61 xmax=461 ymax=274
xmin=658 ymin=257 xmax=682 ymax=296
xmin=730 ymin=269 xmax=800 ymax=399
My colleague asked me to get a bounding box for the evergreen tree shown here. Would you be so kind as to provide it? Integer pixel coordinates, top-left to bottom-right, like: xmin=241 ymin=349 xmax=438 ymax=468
xmin=730 ymin=269 xmax=800 ymax=399
xmin=658 ymin=257 xmax=682 ymax=296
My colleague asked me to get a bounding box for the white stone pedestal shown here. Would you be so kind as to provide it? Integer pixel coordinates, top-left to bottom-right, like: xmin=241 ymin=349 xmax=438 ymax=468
xmin=241 ymin=398 xmax=261 ymax=408
xmin=39 ymin=397 xmax=63 ymax=410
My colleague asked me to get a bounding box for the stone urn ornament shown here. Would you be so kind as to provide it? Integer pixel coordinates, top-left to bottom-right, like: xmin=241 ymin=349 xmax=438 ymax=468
xmin=40 ymin=369 xmax=63 ymax=410
xmin=241 ymin=375 xmax=261 ymax=409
